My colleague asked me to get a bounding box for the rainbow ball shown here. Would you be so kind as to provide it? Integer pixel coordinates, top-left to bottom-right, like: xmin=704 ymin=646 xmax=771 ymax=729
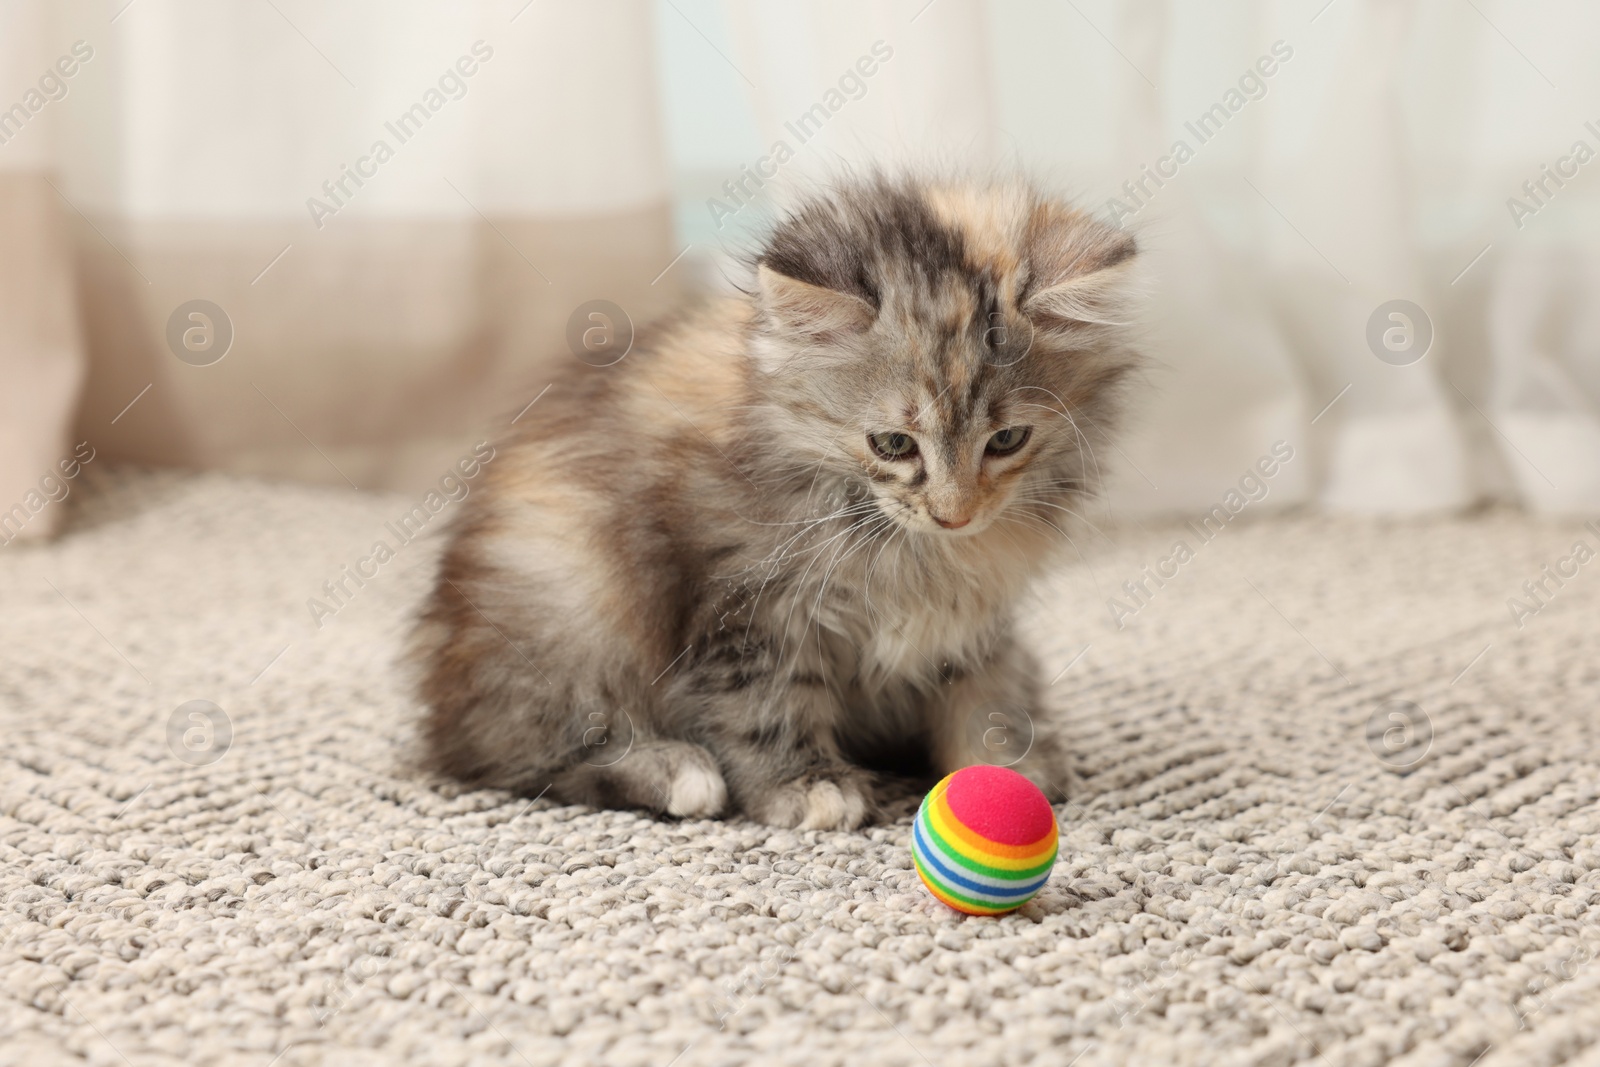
xmin=912 ymin=764 xmax=1059 ymax=915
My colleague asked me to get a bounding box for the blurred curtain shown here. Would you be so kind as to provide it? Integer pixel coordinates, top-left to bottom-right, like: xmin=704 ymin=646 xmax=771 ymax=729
xmin=687 ymin=0 xmax=1600 ymax=515
xmin=3 ymin=0 xmax=1599 ymax=515
xmin=0 ymin=0 xmax=86 ymax=540
xmin=1 ymin=0 xmax=680 ymax=495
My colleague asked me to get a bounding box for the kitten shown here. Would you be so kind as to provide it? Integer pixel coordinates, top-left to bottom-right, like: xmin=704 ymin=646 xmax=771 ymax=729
xmin=408 ymin=175 xmax=1140 ymax=830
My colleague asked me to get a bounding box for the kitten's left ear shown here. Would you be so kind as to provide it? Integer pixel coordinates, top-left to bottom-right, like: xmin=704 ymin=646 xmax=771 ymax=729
xmin=1022 ymin=210 xmax=1138 ymax=333
xmin=756 ymin=264 xmax=876 ymax=339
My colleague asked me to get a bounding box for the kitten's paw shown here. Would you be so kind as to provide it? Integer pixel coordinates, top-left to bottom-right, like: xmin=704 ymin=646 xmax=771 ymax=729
xmin=665 ymin=747 xmax=728 ymax=817
xmin=551 ymin=739 xmax=727 ymax=818
xmin=1013 ymin=764 xmax=1070 ymax=805
xmin=1007 ymin=746 xmax=1075 ymax=806
xmin=750 ymin=769 xmax=874 ymax=830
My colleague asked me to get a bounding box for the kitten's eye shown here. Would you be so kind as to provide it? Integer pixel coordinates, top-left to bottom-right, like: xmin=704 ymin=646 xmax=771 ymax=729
xmin=986 ymin=426 xmax=1031 ymax=455
xmin=869 ymin=432 xmax=918 ymax=460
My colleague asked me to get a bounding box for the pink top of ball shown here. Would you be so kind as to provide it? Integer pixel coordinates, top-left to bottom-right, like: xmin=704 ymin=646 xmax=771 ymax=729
xmin=942 ymin=765 xmax=1055 ymax=845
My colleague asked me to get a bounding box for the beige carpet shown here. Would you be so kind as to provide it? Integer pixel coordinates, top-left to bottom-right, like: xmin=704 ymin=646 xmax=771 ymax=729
xmin=3 ymin=469 xmax=1600 ymax=1067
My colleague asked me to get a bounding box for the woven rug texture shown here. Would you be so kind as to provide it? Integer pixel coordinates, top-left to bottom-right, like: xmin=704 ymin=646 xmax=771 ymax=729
xmin=2 ymin=470 xmax=1600 ymax=1066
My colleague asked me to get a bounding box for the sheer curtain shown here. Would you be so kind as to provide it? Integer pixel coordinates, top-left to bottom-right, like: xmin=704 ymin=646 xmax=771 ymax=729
xmin=2 ymin=0 xmax=1597 ymax=519
xmin=1 ymin=0 xmax=680 ymax=502
xmin=673 ymin=0 xmax=1600 ymax=516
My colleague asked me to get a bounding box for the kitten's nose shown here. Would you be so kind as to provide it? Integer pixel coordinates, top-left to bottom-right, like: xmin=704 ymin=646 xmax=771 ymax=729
xmin=933 ymin=514 xmax=971 ymax=529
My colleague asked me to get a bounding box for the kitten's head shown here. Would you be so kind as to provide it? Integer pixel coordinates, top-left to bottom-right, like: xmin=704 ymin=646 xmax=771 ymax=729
xmin=749 ymin=176 xmax=1141 ymax=540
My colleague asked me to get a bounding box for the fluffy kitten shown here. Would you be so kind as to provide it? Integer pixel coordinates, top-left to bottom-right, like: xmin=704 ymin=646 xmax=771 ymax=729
xmin=409 ymin=175 xmax=1140 ymax=830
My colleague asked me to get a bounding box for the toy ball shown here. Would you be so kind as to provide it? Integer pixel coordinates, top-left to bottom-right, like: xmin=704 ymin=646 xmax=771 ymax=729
xmin=912 ymin=764 xmax=1058 ymax=915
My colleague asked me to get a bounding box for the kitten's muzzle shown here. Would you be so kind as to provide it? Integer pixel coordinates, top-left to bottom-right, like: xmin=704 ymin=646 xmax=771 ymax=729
xmin=933 ymin=513 xmax=972 ymax=530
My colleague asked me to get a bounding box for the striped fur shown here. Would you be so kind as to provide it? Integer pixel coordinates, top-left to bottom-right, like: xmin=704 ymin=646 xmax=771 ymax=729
xmin=408 ymin=175 xmax=1141 ymax=829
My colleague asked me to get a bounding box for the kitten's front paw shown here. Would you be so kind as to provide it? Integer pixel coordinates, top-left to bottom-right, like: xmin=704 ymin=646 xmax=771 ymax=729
xmin=662 ymin=744 xmax=728 ymax=817
xmin=1012 ymin=763 xmax=1070 ymax=805
xmin=748 ymin=768 xmax=875 ymax=830
xmin=1007 ymin=747 xmax=1075 ymax=806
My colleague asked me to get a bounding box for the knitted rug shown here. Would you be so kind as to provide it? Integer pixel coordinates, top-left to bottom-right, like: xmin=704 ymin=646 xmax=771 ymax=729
xmin=2 ymin=469 xmax=1599 ymax=1067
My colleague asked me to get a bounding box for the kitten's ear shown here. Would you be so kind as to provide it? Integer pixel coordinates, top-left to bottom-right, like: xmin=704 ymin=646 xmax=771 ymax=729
xmin=756 ymin=264 xmax=875 ymax=338
xmin=1022 ymin=210 xmax=1138 ymax=333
